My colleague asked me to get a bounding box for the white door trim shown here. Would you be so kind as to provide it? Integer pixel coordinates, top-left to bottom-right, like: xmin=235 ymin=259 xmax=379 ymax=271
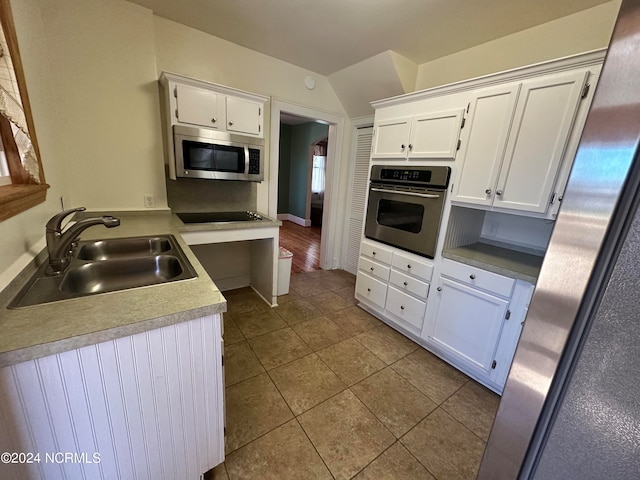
xmin=270 ymin=99 xmax=345 ymax=270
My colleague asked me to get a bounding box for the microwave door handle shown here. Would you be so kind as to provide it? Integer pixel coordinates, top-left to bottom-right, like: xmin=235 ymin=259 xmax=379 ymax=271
xmin=370 ymin=187 xmax=441 ymax=199
xmin=244 ymin=146 xmax=250 ymax=174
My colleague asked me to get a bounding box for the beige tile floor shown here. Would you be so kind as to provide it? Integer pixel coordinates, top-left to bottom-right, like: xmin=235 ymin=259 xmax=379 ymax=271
xmin=212 ymin=269 xmax=500 ymax=480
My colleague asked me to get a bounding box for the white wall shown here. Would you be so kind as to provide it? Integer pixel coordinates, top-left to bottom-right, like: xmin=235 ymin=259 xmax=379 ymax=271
xmin=0 ymin=0 xmax=69 ymax=284
xmin=415 ymin=0 xmax=621 ymax=90
xmin=152 ymin=16 xmax=351 ymax=217
xmin=41 ymin=0 xmax=166 ymax=212
xmin=0 ymin=0 xmax=623 ymax=284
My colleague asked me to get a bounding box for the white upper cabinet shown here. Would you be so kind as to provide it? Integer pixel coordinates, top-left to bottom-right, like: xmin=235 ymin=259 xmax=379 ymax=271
xmin=453 ymin=69 xmax=589 ymax=214
xmin=372 ymin=109 xmax=464 ymax=160
xmin=175 ymin=84 xmax=221 ymax=129
xmin=226 ymin=96 xmax=263 ymax=136
xmin=161 ymin=72 xmax=268 ymax=139
xmin=452 ymin=83 xmax=520 ymax=206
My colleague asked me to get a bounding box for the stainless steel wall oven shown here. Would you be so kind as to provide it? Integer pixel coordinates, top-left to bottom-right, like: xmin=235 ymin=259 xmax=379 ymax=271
xmin=364 ymin=165 xmax=451 ymax=258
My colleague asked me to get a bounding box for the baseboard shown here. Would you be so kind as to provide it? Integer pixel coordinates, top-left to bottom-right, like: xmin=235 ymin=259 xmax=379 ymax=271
xmin=277 ymin=213 xmax=311 ymax=227
xmin=216 ymin=274 xmax=251 ymax=292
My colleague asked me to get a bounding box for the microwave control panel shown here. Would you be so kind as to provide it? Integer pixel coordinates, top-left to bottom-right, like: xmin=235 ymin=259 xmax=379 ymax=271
xmin=248 ymin=148 xmax=261 ymax=174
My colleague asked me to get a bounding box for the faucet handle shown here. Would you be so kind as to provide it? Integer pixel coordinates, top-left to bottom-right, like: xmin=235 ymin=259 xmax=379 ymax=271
xmin=46 ymin=207 xmax=86 ymax=233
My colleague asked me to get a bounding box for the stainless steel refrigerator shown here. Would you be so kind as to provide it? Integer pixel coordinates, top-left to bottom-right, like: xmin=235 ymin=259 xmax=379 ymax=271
xmin=478 ymin=0 xmax=640 ymax=478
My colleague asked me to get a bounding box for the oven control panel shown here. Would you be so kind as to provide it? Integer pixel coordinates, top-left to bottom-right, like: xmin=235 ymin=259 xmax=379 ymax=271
xmin=371 ymin=165 xmax=450 ymax=189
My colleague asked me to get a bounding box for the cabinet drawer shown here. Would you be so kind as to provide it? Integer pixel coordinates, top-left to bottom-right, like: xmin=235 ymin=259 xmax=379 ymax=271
xmin=441 ymin=259 xmax=514 ymax=298
xmin=385 ymin=286 xmax=427 ymax=330
xmin=356 ymin=272 xmax=387 ymax=309
xmin=391 ymin=252 xmax=434 ymax=281
xmin=359 ymin=256 xmax=390 ymax=281
xmin=389 ymin=270 xmax=430 ymax=300
xmin=360 ymin=240 xmax=393 ymax=265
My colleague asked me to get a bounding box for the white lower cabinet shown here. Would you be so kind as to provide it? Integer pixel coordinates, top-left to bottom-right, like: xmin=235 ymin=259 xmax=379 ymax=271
xmin=428 ymin=277 xmax=509 ymax=373
xmin=355 ymin=271 xmax=388 ymax=310
xmin=0 ymin=315 xmax=224 ymax=480
xmin=385 ymin=286 xmax=427 ymax=331
xmin=422 ymin=259 xmax=534 ymax=392
xmin=355 ymin=239 xmax=432 ymax=336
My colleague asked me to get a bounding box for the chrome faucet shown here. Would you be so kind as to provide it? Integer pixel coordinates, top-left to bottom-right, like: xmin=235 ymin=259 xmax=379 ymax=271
xmin=45 ymin=207 xmax=120 ymax=274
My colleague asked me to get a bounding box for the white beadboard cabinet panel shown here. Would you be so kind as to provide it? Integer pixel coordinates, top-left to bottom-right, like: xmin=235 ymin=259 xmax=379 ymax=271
xmin=0 ymin=315 xmax=223 ymax=480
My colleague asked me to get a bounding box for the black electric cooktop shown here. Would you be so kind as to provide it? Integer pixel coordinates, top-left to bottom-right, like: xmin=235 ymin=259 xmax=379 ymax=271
xmin=177 ymin=211 xmax=263 ymax=223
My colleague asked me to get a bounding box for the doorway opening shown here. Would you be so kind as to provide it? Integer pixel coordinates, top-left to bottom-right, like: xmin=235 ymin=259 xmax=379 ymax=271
xmin=269 ymin=100 xmax=344 ymax=273
xmin=277 ymin=113 xmax=327 ymax=272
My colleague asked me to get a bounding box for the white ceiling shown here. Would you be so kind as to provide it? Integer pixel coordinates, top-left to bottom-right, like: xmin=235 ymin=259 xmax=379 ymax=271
xmin=128 ymin=0 xmax=611 ymax=75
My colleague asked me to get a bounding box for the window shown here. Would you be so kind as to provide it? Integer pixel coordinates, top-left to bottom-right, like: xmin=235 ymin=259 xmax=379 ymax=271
xmin=0 ymin=0 xmax=48 ymax=221
xmin=311 ymin=141 xmax=327 ymax=195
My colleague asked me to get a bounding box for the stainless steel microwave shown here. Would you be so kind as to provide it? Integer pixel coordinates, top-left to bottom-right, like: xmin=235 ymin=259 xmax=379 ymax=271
xmin=173 ymin=125 xmax=264 ymax=181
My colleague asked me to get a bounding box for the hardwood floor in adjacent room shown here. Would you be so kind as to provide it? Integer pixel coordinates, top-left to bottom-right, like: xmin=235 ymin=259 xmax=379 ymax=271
xmin=279 ymin=221 xmax=321 ymax=274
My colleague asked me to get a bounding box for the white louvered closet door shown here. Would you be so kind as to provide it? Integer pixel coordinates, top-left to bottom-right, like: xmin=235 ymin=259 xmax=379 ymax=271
xmin=344 ymin=126 xmax=373 ymax=274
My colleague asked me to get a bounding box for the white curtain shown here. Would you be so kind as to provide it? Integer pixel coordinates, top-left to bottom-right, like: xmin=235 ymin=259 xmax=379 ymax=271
xmin=311 ymin=155 xmax=326 ymax=194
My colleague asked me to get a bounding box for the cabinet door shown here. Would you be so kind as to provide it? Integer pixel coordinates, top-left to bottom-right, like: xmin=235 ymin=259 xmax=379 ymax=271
xmin=427 ymin=277 xmax=509 ymax=375
xmin=452 ymin=84 xmax=520 ymax=206
xmin=371 ymin=118 xmax=411 ymax=158
xmin=226 ymin=97 xmax=262 ymax=136
xmin=408 ymin=109 xmax=464 ymax=160
xmin=494 ymin=70 xmax=588 ymax=213
xmin=175 ymin=84 xmax=220 ymax=128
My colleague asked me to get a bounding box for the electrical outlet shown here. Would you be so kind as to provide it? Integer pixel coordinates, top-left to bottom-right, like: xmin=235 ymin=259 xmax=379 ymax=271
xmin=143 ymin=194 xmax=155 ymax=208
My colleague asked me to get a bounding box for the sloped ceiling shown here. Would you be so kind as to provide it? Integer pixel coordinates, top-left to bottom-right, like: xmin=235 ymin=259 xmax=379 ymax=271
xmin=328 ymin=51 xmax=417 ymax=118
xmin=128 ymin=0 xmax=610 ymax=75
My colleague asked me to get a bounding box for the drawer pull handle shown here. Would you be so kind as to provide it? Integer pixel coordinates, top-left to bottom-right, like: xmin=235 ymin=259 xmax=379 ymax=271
xmin=400 ymin=305 xmax=405 ymax=310
xmin=403 ymin=281 xmax=408 ymax=286
xmin=211 ymin=117 xmax=217 ymax=123
xmin=367 ymin=288 xmax=371 ymax=292
xmin=372 ymin=251 xmax=376 ymax=255
xmin=470 ymin=274 xmax=476 ymax=280
xmin=437 ymin=287 xmax=442 ymax=292
xmin=370 ymin=267 xmax=374 ymax=271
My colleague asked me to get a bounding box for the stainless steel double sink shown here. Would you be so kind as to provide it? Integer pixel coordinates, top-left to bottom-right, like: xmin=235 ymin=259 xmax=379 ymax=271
xmin=9 ymin=235 xmax=197 ymax=308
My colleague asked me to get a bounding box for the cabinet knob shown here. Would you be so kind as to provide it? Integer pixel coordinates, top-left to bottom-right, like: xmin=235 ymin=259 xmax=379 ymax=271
xmin=437 ymin=287 xmax=442 ymax=292
xmin=211 ymin=117 xmax=217 ymax=123
xmin=372 ymin=251 xmax=376 ymax=256
xmin=496 ymin=190 xmax=503 ymax=196
xmin=400 ymin=305 xmax=405 ymax=310
xmin=407 ymin=264 xmax=412 ymax=269
xmin=367 ymin=288 xmax=371 ymax=292
xmin=485 ymin=189 xmax=492 ymax=195
xmin=228 ymin=121 xmax=234 ymax=126
xmin=370 ymin=267 xmax=374 ymax=271
xmin=408 ymin=144 xmax=413 ymax=150
xmin=403 ymin=281 xmax=408 ymax=286
xmin=470 ymin=274 xmax=476 ymax=280
xmin=401 ymin=144 xmax=406 ymax=150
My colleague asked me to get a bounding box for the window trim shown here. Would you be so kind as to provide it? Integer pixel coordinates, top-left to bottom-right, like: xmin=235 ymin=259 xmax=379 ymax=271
xmin=0 ymin=0 xmax=49 ymax=222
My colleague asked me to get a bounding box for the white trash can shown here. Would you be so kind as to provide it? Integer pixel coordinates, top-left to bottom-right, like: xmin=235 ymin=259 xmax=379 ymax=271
xmin=277 ymin=247 xmax=293 ymax=295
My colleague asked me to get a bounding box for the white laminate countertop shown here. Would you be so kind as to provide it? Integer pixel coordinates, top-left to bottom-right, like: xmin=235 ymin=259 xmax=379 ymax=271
xmin=0 ymin=212 xmax=232 ymax=368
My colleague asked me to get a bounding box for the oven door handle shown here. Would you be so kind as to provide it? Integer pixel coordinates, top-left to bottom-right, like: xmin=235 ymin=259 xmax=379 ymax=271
xmin=370 ymin=187 xmax=441 ymax=199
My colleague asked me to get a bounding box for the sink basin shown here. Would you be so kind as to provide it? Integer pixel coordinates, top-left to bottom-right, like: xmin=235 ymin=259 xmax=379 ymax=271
xmin=60 ymin=255 xmax=184 ymax=294
xmin=76 ymin=236 xmax=172 ymax=260
xmin=9 ymin=234 xmax=197 ymax=308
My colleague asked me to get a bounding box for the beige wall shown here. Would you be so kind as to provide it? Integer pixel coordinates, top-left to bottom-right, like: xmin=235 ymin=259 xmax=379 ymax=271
xmin=0 ymin=0 xmax=69 ymax=283
xmin=415 ymin=0 xmax=621 ymax=90
xmin=0 ymin=0 xmax=623 ymax=285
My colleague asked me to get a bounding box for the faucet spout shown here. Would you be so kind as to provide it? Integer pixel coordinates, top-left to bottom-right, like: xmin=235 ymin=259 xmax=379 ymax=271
xmin=45 ymin=208 xmax=120 ymax=275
